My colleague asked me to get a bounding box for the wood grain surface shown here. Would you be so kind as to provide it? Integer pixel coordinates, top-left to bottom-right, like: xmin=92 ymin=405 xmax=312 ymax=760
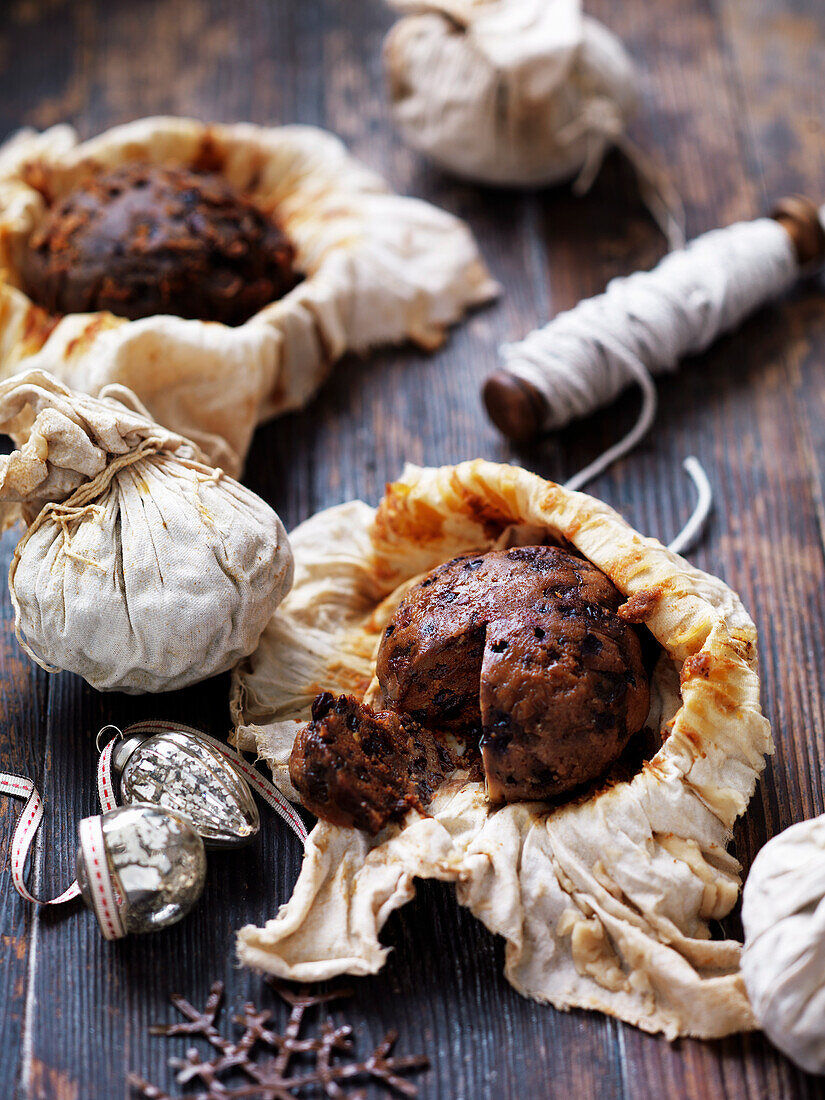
xmin=0 ymin=0 xmax=824 ymax=1097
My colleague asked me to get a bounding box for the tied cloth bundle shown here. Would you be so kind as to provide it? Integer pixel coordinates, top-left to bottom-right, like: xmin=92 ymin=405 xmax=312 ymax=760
xmin=483 ymin=196 xmax=825 ymax=549
xmin=383 ymin=0 xmax=685 ymax=249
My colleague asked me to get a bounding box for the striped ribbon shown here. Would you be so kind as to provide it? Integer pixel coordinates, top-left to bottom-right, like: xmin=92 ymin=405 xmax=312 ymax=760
xmin=0 ymin=772 xmax=82 ymax=905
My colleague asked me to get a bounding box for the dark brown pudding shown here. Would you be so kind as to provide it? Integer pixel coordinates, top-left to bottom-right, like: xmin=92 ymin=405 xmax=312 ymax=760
xmin=289 ymin=692 xmax=455 ymax=835
xmin=378 ymin=545 xmax=649 ymax=802
xmin=290 ymin=545 xmax=651 ymax=831
xmin=21 ymin=163 xmax=298 ymax=324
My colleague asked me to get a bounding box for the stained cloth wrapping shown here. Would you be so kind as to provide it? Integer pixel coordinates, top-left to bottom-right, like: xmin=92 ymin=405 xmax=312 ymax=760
xmin=742 ymin=815 xmax=825 ymax=1074
xmin=0 ymin=118 xmax=498 ymax=475
xmin=231 ymin=460 xmax=771 ymax=1038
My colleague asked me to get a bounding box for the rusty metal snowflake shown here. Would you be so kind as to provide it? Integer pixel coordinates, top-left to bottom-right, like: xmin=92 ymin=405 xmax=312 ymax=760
xmin=127 ymin=979 xmax=429 ymax=1100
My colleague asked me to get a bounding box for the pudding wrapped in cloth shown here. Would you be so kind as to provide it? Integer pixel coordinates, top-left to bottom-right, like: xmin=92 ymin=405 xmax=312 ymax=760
xmin=19 ymin=161 xmax=300 ymax=326
xmin=0 ymin=117 xmax=497 ymax=475
xmin=0 ymin=370 xmax=293 ymax=693
xmin=740 ymin=815 xmax=825 ymax=1073
xmin=383 ymin=0 xmax=638 ymax=188
xmin=383 ymin=0 xmax=683 ymax=247
xmin=231 ymin=460 xmax=771 ymax=1039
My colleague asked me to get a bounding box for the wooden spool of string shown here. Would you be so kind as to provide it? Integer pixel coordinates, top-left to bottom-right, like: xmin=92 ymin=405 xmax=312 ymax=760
xmin=483 ymin=197 xmax=825 ymax=444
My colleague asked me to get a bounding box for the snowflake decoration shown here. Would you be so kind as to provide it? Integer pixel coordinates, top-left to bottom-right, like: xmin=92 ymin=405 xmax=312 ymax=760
xmin=128 ymin=978 xmax=429 ymax=1100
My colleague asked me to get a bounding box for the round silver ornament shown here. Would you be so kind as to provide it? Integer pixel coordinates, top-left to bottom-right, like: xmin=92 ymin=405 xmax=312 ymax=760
xmin=108 ymin=726 xmax=260 ymax=849
xmin=76 ymin=804 xmax=206 ymax=937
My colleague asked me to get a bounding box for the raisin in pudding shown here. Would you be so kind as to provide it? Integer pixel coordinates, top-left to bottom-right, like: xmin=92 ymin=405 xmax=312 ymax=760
xmin=21 ymin=163 xmax=298 ymax=325
xmin=290 ymin=545 xmax=651 ymax=831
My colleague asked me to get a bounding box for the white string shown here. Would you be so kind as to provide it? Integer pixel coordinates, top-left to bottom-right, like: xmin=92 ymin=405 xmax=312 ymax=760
xmin=507 ymin=216 xmax=798 ymax=555
xmin=503 ymin=217 xmax=799 ymax=460
xmin=564 ymin=451 xmax=713 ymax=557
xmin=562 ymin=350 xmax=657 ymax=492
xmin=561 ymin=97 xmax=687 ymax=252
xmin=667 ymin=457 xmax=713 ymax=557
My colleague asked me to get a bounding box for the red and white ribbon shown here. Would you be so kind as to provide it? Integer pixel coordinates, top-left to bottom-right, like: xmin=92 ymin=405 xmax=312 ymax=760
xmin=96 ymin=737 xmax=117 ymax=814
xmin=77 ymin=815 xmax=124 ymax=940
xmin=0 ymin=773 xmax=81 ymax=905
xmin=0 ymin=721 xmax=308 ymax=927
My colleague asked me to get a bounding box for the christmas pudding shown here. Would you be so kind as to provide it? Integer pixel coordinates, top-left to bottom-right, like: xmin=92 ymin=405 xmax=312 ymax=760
xmin=231 ymin=460 xmax=771 ymax=1039
xmin=20 ymin=162 xmax=298 ymax=325
xmin=0 ymin=117 xmax=497 ymax=474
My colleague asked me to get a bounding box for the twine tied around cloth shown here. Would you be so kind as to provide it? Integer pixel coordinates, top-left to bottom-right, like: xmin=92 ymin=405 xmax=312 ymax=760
xmin=559 ymin=96 xmax=686 ymax=252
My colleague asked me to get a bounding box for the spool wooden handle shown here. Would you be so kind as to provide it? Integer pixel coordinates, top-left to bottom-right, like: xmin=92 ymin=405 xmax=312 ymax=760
xmin=482 ymin=196 xmax=825 ymax=443
xmin=771 ymin=195 xmax=825 ymax=266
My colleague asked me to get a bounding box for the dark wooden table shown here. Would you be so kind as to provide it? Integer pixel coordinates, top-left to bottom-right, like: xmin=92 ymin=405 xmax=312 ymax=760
xmin=1 ymin=1 xmax=825 ymax=1097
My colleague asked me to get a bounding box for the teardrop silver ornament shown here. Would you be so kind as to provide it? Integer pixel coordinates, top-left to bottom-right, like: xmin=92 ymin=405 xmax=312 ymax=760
xmin=110 ymin=728 xmax=260 ymax=849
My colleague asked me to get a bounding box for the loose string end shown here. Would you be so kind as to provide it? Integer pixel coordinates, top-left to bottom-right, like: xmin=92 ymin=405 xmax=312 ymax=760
xmin=617 ymin=133 xmax=687 ymax=253
xmin=563 ymin=362 xmax=658 ymax=493
xmin=667 ymin=456 xmax=713 ymax=557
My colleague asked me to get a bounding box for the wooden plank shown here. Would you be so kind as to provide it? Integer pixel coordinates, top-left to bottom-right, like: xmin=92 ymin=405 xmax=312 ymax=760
xmin=577 ymin=0 xmax=825 ymax=1097
xmin=246 ymin=3 xmax=633 ymax=1098
xmin=714 ymin=0 xmax=825 ymax=828
xmin=0 ymin=0 xmax=823 ymax=1096
xmin=0 ymin=8 xmax=87 ymax=1098
xmin=0 ymin=528 xmax=48 ymax=1100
